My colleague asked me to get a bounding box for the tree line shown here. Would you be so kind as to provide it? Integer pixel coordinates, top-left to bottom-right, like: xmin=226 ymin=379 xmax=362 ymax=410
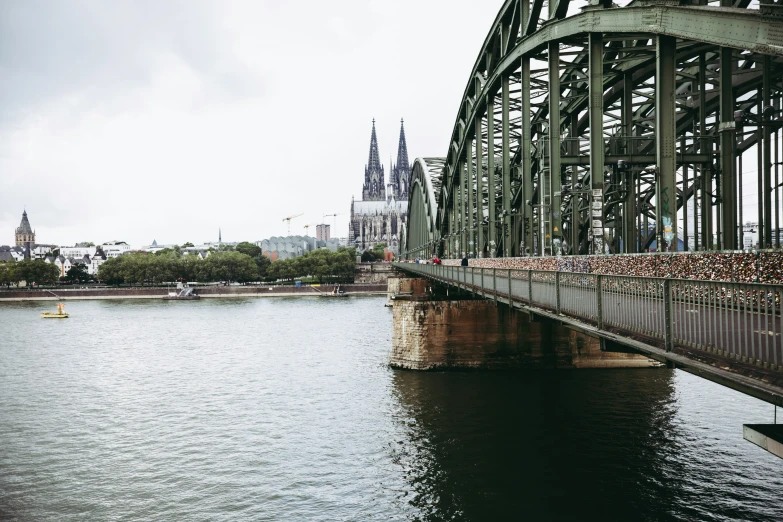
xmin=265 ymin=247 xmax=356 ymax=282
xmin=97 ymin=242 xmax=356 ymax=285
xmin=0 ymin=241 xmax=358 ymax=288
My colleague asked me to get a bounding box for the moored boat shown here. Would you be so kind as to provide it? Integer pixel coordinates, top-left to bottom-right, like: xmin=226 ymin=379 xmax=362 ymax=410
xmin=163 ymin=282 xmax=200 ymax=300
xmin=320 ymin=286 xmax=348 ymax=297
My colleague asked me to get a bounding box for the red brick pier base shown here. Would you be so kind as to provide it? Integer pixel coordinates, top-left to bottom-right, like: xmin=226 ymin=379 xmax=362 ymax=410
xmin=389 ymin=278 xmax=659 ymax=371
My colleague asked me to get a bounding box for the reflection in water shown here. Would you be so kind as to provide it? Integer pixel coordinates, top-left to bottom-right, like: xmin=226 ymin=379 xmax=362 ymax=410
xmin=391 ymin=369 xmax=782 ymax=521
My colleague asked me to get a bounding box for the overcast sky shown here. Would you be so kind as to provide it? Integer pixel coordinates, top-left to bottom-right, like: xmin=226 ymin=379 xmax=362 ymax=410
xmin=0 ymin=0 xmax=499 ymax=247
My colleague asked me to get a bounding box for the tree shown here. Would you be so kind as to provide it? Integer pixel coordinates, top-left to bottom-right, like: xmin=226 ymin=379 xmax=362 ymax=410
xmin=236 ymin=242 xmax=271 ymax=279
xmin=76 ymin=242 xmax=95 ymax=247
xmin=181 ymin=242 xmax=194 ymax=248
xmin=98 ymin=257 xmax=125 ymax=285
xmin=255 ymin=253 xmax=272 ymax=279
xmin=16 ymin=260 xmax=60 ymax=285
xmin=0 ymin=262 xmax=16 ymax=287
xmin=65 ymin=264 xmax=90 ymax=283
xmin=235 ymin=241 xmax=262 ymax=258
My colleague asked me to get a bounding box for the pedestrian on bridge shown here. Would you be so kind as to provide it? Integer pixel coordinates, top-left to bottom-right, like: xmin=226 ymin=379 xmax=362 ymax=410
xmin=461 ymin=254 xmax=468 ymax=267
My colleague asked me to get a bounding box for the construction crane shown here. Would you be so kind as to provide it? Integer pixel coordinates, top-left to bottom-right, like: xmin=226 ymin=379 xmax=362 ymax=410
xmin=323 ymin=213 xmax=342 ymax=230
xmin=282 ymin=213 xmax=304 ymax=235
xmin=303 ymin=223 xmax=317 ymax=235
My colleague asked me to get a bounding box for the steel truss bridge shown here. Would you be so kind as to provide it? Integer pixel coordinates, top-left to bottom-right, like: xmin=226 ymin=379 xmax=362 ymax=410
xmin=403 ymin=0 xmax=783 ymax=259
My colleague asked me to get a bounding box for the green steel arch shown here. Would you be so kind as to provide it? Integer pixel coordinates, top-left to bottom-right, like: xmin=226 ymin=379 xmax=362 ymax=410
xmin=404 ymin=0 xmax=783 ymax=259
xmin=403 ymin=158 xmax=445 ymax=259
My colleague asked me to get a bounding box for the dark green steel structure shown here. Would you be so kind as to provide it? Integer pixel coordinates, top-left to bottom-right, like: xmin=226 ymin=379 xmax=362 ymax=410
xmin=404 ymin=0 xmax=783 ymax=259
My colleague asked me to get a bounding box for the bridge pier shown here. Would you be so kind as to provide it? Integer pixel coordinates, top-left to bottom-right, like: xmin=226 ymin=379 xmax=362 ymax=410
xmin=389 ymin=277 xmax=659 ymax=371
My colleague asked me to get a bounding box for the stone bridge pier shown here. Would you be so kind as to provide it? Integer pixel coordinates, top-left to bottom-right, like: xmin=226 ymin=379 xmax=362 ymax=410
xmin=388 ymin=277 xmax=659 ymax=371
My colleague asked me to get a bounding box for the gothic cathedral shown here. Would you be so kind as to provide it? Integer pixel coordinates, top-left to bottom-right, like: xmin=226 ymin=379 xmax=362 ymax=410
xmin=349 ymin=119 xmax=411 ymax=253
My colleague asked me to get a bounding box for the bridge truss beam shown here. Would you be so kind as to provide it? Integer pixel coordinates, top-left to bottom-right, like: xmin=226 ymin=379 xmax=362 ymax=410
xmin=404 ymin=1 xmax=783 ymax=259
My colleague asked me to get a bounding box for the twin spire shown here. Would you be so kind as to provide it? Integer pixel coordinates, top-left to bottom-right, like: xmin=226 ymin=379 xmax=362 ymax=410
xmin=363 ymin=118 xmax=410 ymax=202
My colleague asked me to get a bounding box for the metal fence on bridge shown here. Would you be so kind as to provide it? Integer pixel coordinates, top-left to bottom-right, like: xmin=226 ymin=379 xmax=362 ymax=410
xmin=395 ymin=263 xmax=783 ymax=372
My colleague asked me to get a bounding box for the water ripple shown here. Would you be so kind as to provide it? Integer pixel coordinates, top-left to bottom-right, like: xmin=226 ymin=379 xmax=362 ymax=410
xmin=1 ymin=298 xmax=781 ymax=521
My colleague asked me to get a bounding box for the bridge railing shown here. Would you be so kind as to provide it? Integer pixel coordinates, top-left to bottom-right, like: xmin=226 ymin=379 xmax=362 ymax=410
xmin=393 ymin=263 xmax=782 ymax=372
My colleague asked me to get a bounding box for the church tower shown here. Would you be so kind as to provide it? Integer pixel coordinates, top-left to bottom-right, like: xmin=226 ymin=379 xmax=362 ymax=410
xmin=362 ymin=119 xmax=386 ymax=201
xmin=15 ymin=210 xmax=35 ymax=247
xmin=392 ymin=118 xmax=410 ymax=200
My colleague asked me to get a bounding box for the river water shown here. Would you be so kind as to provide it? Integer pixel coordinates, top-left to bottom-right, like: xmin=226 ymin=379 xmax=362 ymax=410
xmin=0 ymin=297 xmax=781 ymax=521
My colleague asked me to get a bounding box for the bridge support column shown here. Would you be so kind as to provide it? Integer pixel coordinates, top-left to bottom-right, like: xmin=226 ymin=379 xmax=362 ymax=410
xmin=699 ymin=52 xmax=713 ymax=250
xmin=389 ymin=277 xmax=660 ymax=370
xmin=476 ymin=115 xmax=485 ymax=257
xmin=656 ymin=35 xmax=678 ymax=252
xmin=763 ymin=55 xmax=773 ymax=249
xmin=488 ymin=97 xmax=497 ymax=257
xmin=459 ymin=163 xmax=466 ymax=257
xmin=622 ymin=44 xmax=636 ymax=253
xmin=543 ymin=42 xmax=559 ymax=256
xmin=467 ymin=139 xmax=475 ymax=257
xmin=502 ymin=73 xmax=512 ymax=257
xmin=589 ymin=32 xmax=604 ymax=255
xmin=719 ymin=46 xmax=737 ymax=250
xmin=521 ymin=56 xmax=533 ymax=256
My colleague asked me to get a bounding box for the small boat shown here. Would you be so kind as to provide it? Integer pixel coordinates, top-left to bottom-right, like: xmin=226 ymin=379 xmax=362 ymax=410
xmin=163 ymin=282 xmax=200 ymax=300
xmin=41 ymin=303 xmax=69 ymax=318
xmin=320 ymin=286 xmax=348 ymax=298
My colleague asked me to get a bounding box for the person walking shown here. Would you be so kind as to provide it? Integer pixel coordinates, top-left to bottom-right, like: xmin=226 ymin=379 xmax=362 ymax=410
xmin=461 ymin=254 xmax=468 ymax=267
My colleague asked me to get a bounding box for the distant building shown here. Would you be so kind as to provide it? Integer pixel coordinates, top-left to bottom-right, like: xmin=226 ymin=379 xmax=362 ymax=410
xmin=742 ymin=222 xmax=758 ymax=250
xmin=46 ymin=255 xmax=90 ymax=277
xmin=61 ymin=246 xmax=96 ymax=258
xmin=101 ymin=241 xmax=132 ymax=258
xmin=15 ymin=210 xmax=35 ymax=247
xmin=257 ymin=235 xmax=320 ymax=260
xmin=32 ymin=245 xmax=57 ymax=259
xmin=0 ymin=246 xmax=24 ymax=262
xmin=89 ymin=247 xmax=107 ymax=276
xmin=316 ymin=224 xmax=330 ymax=242
xmin=349 ymin=119 xmax=410 ymax=253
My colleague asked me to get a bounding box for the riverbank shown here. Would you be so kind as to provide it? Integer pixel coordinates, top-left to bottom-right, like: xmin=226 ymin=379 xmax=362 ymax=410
xmin=0 ymin=283 xmax=388 ymax=301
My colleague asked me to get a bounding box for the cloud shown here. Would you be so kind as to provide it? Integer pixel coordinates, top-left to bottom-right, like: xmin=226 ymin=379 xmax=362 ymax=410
xmin=0 ymin=0 xmax=501 ymax=246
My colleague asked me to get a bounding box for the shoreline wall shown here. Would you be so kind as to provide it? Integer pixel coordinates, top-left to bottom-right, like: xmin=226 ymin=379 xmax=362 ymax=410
xmin=0 ymin=283 xmax=387 ymax=301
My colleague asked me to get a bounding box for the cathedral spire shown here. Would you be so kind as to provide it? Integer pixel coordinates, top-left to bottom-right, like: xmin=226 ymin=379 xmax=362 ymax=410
xmin=396 ymin=118 xmax=409 ymax=172
xmin=367 ymin=118 xmax=382 ymax=174
xmin=391 ymin=118 xmax=411 ymax=200
xmin=363 ymin=118 xmax=386 ymax=201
